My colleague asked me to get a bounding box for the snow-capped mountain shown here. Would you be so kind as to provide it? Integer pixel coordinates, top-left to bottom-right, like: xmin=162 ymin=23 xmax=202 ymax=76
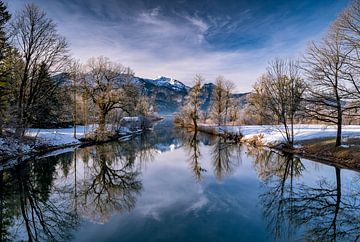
xmin=135 ymin=76 xmax=189 ymax=113
xmin=135 ymin=76 xmax=188 ymax=93
xmin=53 ymin=72 xmax=249 ymax=114
xmin=135 ymin=76 xmax=249 ymax=114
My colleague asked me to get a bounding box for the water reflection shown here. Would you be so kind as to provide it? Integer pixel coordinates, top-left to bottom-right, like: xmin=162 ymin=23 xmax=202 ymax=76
xmin=211 ymin=137 xmax=241 ymax=181
xmin=0 ymin=156 xmax=78 ymax=241
xmin=1 ymin=120 xmax=360 ymax=241
xmin=181 ymin=129 xmax=207 ymax=181
xmin=76 ymin=144 xmax=142 ymax=224
xmin=254 ymin=148 xmax=360 ymax=241
xmin=180 ymin=128 xmax=242 ymax=182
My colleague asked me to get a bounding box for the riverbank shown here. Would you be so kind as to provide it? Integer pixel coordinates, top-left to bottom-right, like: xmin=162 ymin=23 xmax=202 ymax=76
xmin=0 ymin=125 xmax=146 ymax=163
xmin=197 ymin=124 xmax=360 ymax=171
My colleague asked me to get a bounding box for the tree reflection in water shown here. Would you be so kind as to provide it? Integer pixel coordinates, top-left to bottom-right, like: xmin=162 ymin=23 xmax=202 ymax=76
xmin=0 ymin=132 xmax=157 ymax=240
xmin=76 ymin=142 xmax=142 ymax=224
xmin=252 ymin=148 xmax=360 ymax=241
xmin=181 ymin=129 xmax=207 ymax=182
xmin=211 ymin=137 xmax=241 ymax=181
xmin=181 ymin=128 xmax=241 ymax=182
xmin=0 ymin=154 xmax=79 ymax=242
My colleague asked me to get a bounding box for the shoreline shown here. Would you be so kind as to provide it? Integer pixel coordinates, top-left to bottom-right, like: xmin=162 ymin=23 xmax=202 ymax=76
xmin=0 ymin=129 xmax=147 ymax=166
xmin=197 ymin=124 xmax=360 ymax=172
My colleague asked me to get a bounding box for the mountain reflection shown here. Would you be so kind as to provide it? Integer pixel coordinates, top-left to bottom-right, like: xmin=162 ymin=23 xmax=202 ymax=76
xmin=1 ymin=120 xmax=360 ymax=242
xmin=253 ymin=148 xmax=360 ymax=241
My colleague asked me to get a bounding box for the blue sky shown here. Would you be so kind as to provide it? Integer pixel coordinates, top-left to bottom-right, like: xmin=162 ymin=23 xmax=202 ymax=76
xmin=7 ymin=0 xmax=349 ymax=91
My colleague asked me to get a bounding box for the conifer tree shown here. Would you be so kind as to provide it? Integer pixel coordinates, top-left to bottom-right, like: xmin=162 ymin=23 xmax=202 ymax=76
xmin=0 ymin=1 xmax=11 ymax=132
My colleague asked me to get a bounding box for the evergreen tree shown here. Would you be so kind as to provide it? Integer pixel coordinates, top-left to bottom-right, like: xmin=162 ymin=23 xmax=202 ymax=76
xmin=0 ymin=1 xmax=11 ymax=132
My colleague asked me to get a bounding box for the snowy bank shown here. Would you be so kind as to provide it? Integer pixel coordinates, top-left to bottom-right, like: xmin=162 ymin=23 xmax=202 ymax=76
xmin=25 ymin=125 xmax=95 ymax=146
xmin=198 ymin=124 xmax=360 ymax=146
xmin=1 ymin=120 xmax=152 ymax=162
xmin=0 ymin=125 xmax=96 ymax=160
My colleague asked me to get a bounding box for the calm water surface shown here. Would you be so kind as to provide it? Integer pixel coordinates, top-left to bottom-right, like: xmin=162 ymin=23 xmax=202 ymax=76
xmin=1 ymin=119 xmax=360 ymax=241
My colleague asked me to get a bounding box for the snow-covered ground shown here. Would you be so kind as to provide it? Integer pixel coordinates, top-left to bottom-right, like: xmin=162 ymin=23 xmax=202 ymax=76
xmin=26 ymin=125 xmax=97 ymax=146
xmin=0 ymin=125 xmax=97 ymax=160
xmin=0 ymin=123 xmax=146 ymax=160
xmin=198 ymin=124 xmax=360 ymax=146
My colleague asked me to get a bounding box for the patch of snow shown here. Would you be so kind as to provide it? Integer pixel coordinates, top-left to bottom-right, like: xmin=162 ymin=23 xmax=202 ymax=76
xmin=121 ymin=117 xmax=140 ymax=122
xmin=198 ymin=124 xmax=360 ymax=146
xmin=149 ymin=76 xmax=187 ymax=92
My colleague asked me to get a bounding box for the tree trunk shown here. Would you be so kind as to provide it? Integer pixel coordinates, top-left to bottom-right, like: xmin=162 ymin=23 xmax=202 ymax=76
xmin=192 ymin=116 xmax=197 ymax=130
xmin=336 ymin=110 xmax=342 ymax=147
xmin=15 ymin=58 xmax=30 ymax=138
xmin=98 ymin=111 xmax=106 ymax=135
xmin=332 ymin=167 xmax=341 ymax=238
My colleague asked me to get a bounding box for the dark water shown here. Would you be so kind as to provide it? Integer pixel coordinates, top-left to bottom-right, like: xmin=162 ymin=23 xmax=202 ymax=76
xmin=1 ymin=119 xmax=360 ymax=242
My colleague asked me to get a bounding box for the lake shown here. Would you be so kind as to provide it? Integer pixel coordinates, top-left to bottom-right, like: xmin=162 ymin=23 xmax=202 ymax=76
xmin=1 ymin=118 xmax=360 ymax=241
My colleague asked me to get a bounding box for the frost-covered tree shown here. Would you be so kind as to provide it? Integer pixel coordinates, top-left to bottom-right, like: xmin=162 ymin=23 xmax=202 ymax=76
xmin=174 ymin=75 xmax=203 ymax=129
xmin=187 ymin=75 xmax=203 ymax=129
xmin=228 ymin=98 xmax=241 ymax=125
xmin=223 ymin=80 xmax=235 ymax=125
xmin=210 ymin=76 xmax=226 ymax=126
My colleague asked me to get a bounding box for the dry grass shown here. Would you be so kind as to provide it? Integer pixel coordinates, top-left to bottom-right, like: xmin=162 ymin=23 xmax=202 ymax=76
xmin=241 ymin=134 xmax=264 ymax=147
xmin=297 ymin=137 xmax=360 ymax=170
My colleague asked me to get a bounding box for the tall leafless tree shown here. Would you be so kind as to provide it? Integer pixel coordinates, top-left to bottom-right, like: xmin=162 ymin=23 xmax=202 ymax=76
xmin=223 ymin=80 xmax=235 ymax=125
xmin=174 ymin=75 xmax=204 ymax=129
xmin=302 ymin=29 xmax=357 ymax=147
xmin=250 ymin=59 xmax=305 ymax=147
xmin=11 ymin=3 xmax=69 ymax=136
xmin=210 ymin=76 xmax=226 ymax=126
xmin=333 ymin=1 xmax=360 ymax=104
xmin=81 ymin=56 xmax=134 ymax=137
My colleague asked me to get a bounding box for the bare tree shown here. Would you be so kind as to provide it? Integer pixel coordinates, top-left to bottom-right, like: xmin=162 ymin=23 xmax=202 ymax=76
xmin=334 ymin=0 xmax=360 ymax=51
xmin=81 ymin=56 xmax=134 ymax=137
xmin=187 ymin=75 xmax=203 ymax=129
xmin=174 ymin=75 xmax=203 ymax=129
xmin=333 ymin=1 xmax=360 ymax=105
xmin=210 ymin=76 xmax=226 ymax=126
xmin=68 ymin=60 xmax=83 ymax=138
xmin=11 ymin=3 xmax=69 ymax=136
xmin=228 ymin=98 xmax=241 ymax=125
xmin=302 ymin=29 xmax=357 ymax=147
xmin=223 ymin=80 xmax=235 ymax=125
xmin=250 ymin=59 xmax=305 ymax=147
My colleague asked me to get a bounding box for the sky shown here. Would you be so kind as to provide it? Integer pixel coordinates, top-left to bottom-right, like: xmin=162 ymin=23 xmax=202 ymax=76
xmin=7 ymin=0 xmax=350 ymax=91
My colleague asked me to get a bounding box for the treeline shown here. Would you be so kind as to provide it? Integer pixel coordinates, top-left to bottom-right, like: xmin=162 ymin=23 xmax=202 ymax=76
xmin=176 ymin=0 xmax=360 ymax=149
xmin=247 ymin=0 xmax=360 ymax=148
xmin=174 ymin=75 xmax=240 ymax=129
xmin=0 ymin=2 xmax=153 ymax=139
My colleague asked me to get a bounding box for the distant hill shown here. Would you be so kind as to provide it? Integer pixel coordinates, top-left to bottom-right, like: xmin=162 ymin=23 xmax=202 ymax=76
xmin=54 ymin=73 xmax=249 ymax=114
xmin=136 ymin=76 xmax=249 ymax=114
xmin=135 ymin=76 xmax=189 ymax=113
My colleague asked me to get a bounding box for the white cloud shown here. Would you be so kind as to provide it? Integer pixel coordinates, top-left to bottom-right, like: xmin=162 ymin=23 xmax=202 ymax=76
xmin=7 ymin=0 xmax=338 ymax=92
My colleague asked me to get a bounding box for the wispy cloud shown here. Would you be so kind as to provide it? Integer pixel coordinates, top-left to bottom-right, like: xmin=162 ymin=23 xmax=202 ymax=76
xmin=6 ymin=0 xmax=349 ymax=91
